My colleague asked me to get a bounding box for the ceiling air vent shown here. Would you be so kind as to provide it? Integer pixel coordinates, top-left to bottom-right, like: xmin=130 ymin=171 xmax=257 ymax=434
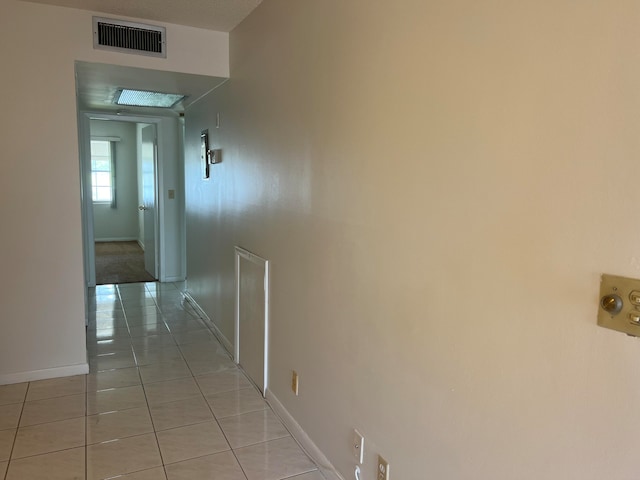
xmin=93 ymin=17 xmax=166 ymax=58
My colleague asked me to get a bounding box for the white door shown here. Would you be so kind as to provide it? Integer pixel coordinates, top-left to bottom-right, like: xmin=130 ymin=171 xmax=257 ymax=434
xmin=141 ymin=125 xmax=157 ymax=279
xmin=235 ymin=248 xmax=269 ymax=395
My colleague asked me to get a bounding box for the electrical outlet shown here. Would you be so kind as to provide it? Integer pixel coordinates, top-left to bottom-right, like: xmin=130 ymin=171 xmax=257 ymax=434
xmin=377 ymin=455 xmax=389 ymax=480
xmin=291 ymin=370 xmax=299 ymax=395
xmin=353 ymin=429 xmax=364 ymax=464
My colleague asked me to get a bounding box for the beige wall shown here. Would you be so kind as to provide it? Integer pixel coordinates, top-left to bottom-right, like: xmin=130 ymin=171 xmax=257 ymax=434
xmin=0 ymin=0 xmax=228 ymax=381
xmin=185 ymin=0 xmax=640 ymax=478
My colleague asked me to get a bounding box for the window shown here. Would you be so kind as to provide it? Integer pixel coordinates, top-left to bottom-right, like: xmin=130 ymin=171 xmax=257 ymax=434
xmin=90 ymin=140 xmax=115 ymax=204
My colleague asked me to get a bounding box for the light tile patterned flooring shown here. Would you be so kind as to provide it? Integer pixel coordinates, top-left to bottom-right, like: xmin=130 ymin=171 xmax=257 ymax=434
xmin=0 ymin=282 xmax=325 ymax=480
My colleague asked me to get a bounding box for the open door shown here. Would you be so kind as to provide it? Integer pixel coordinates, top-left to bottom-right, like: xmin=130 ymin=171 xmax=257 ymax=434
xmin=140 ymin=125 xmax=158 ymax=279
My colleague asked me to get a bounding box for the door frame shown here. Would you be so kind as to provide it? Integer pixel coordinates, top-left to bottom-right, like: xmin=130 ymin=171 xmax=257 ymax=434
xmin=78 ymin=112 xmax=163 ymax=287
xmin=140 ymin=123 xmax=160 ymax=279
xmin=234 ymin=246 xmax=270 ymax=396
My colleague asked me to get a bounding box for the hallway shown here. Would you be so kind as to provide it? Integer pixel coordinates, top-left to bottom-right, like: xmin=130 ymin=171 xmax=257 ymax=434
xmin=0 ymin=282 xmax=323 ymax=480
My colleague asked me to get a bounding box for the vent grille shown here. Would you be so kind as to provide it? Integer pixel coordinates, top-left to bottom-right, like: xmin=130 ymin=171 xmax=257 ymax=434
xmin=93 ymin=17 xmax=166 ymax=58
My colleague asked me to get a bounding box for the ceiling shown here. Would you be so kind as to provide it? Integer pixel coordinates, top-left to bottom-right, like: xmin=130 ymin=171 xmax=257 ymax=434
xmin=75 ymin=61 xmax=228 ymax=115
xmin=40 ymin=0 xmax=260 ymax=115
xmin=20 ymin=0 xmax=263 ymax=32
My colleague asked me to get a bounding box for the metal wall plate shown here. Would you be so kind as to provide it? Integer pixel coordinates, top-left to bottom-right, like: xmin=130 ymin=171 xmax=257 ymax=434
xmin=597 ymin=274 xmax=640 ymax=336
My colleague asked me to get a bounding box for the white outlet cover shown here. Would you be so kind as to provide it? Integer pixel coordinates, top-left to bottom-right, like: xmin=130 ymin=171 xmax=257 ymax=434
xmin=353 ymin=429 xmax=364 ymax=464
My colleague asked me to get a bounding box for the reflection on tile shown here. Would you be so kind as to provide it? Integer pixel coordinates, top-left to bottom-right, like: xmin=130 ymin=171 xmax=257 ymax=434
xmin=6 ymin=446 xmax=85 ymax=480
xmin=121 ymin=297 xmax=157 ymax=308
xmin=89 ymin=326 xmax=131 ymax=341
xmin=171 ymin=330 xmax=217 ymax=346
xmin=0 ymin=383 xmax=28 ymax=406
xmin=206 ymin=387 xmax=267 ymax=418
xmin=26 ymin=375 xmax=86 ymax=401
xmin=90 ymin=310 xmax=126 ymax=321
xmin=218 ymin=409 xmax=290 ymax=448
xmin=87 ymin=406 xmax=153 ymax=444
xmin=90 ymin=350 xmax=137 ymax=372
xmin=125 ymin=314 xmax=165 ymax=327
xmin=134 ymin=346 xmax=184 ymax=367
xmin=87 ymin=338 xmax=133 ymax=355
xmin=87 ymin=366 xmax=141 ymax=391
xmin=20 ymin=393 xmax=85 ymax=427
xmin=234 ymin=437 xmax=317 ymax=480
xmin=150 ymin=395 xmax=213 ymax=431
xmin=143 ymin=377 xmax=202 ymax=406
xmin=162 ymin=312 xmax=197 ymax=324
xmin=184 ymin=357 xmax=236 ymax=376
xmin=13 ymin=417 xmax=85 ymax=459
xmin=0 ymin=428 xmax=15 ymax=461
xmin=165 ymin=450 xmax=246 ymax=480
xmin=123 ymin=306 xmax=161 ymax=318
xmin=156 ymin=421 xmax=230 ymax=465
xmin=129 ymin=324 xmax=170 ymax=338
xmin=87 ymin=385 xmax=147 ymax=415
xmin=195 ymin=370 xmax=252 ymax=396
xmin=131 ymin=334 xmax=177 ymax=351
xmin=0 ymin=403 xmax=22 ymax=430
xmin=164 ymin=319 xmax=209 ymax=334
xmin=139 ymin=360 xmax=192 ymax=384
xmin=87 ymin=433 xmax=162 ymax=480
xmin=290 ymin=472 xmax=327 ymax=480
xmin=90 ymin=315 xmax=128 ymax=328
xmin=118 ymin=466 xmax=168 ymax=479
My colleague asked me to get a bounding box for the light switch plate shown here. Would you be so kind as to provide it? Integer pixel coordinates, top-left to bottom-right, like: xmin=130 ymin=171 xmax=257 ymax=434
xmin=598 ymin=273 xmax=640 ymax=336
xmin=353 ymin=429 xmax=364 ymax=464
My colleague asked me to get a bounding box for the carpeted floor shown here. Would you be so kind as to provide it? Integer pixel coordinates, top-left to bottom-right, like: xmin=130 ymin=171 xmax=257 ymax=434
xmin=95 ymin=241 xmax=156 ymax=285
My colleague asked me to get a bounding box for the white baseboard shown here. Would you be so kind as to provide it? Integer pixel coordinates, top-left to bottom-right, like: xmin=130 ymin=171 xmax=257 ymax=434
xmin=95 ymin=237 xmax=138 ymax=242
xmin=137 ymin=239 xmax=145 ymax=251
xmin=182 ymin=293 xmax=234 ymax=354
xmin=0 ymin=363 xmax=89 ymax=386
xmin=266 ymin=390 xmax=344 ymax=480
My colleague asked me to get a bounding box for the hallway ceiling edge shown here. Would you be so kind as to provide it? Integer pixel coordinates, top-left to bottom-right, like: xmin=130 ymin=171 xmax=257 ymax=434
xmin=18 ymin=0 xmax=263 ymax=32
xmin=75 ymin=61 xmax=228 ymax=115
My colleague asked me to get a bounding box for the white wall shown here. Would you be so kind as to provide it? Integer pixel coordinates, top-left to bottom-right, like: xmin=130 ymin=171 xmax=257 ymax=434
xmin=91 ymin=120 xmax=138 ymax=241
xmin=0 ymin=0 xmax=227 ymax=382
xmin=184 ymin=1 xmax=640 ymax=478
xmin=155 ymin=118 xmax=185 ymax=281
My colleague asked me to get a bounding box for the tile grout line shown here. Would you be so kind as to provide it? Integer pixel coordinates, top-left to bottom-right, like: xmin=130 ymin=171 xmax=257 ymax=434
xmin=84 ymin=365 xmax=88 ymax=480
xmin=3 ymin=381 xmax=30 ymax=480
xmin=162 ymin=286 xmax=252 ymax=480
xmin=195 ymin=365 xmax=250 ymax=480
xmin=136 ymin=282 xmax=169 ymax=480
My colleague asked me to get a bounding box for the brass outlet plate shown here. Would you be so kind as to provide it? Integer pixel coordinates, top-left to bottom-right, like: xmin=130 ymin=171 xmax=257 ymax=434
xmin=598 ymin=274 xmax=640 ymax=336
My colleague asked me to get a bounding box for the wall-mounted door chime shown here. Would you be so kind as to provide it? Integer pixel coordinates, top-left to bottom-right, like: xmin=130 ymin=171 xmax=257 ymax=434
xmin=200 ymin=129 xmax=222 ymax=179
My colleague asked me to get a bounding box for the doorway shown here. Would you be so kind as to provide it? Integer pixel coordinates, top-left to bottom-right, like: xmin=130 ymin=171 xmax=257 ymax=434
xmin=80 ymin=114 xmax=163 ymax=287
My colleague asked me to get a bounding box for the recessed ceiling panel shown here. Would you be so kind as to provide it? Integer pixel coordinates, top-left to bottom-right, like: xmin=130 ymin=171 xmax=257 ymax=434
xmin=75 ymin=61 xmax=227 ymax=114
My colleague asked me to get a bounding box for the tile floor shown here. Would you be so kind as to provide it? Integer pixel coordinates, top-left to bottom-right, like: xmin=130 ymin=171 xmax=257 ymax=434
xmin=0 ymin=282 xmax=326 ymax=480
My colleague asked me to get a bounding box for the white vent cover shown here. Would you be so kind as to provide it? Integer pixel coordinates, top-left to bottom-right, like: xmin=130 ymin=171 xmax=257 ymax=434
xmin=93 ymin=17 xmax=166 ymax=58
